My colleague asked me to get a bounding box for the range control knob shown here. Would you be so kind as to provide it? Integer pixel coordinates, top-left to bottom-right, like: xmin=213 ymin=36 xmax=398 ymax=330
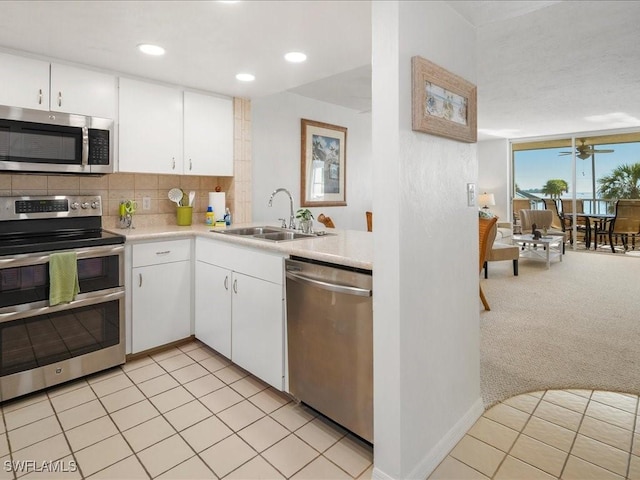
xmin=81 ymin=202 xmax=90 ymax=209
xmin=91 ymin=201 xmax=100 ymax=209
xmin=70 ymin=202 xmax=80 ymax=210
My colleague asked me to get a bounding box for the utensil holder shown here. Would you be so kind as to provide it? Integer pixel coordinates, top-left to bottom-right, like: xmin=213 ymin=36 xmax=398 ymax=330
xmin=176 ymin=206 xmax=193 ymax=226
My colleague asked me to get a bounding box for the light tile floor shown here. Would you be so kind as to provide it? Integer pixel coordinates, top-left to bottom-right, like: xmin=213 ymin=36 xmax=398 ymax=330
xmin=0 ymin=341 xmax=374 ymax=479
xmin=429 ymin=389 xmax=640 ymax=480
xmin=3 ymin=343 xmax=639 ymax=480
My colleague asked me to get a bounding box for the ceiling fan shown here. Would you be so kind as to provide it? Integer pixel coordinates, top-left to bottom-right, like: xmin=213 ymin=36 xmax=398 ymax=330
xmin=559 ymin=138 xmax=614 ymax=160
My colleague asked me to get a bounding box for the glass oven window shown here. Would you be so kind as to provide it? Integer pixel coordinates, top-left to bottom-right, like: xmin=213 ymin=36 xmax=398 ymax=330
xmin=0 ymin=300 xmax=120 ymax=377
xmin=0 ymin=254 xmax=120 ymax=308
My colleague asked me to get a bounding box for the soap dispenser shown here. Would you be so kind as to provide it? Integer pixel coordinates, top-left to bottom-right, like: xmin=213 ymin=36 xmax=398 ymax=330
xmin=205 ymin=206 xmax=215 ymax=226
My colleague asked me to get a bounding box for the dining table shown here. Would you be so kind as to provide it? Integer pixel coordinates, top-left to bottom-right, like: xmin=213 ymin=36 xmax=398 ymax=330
xmin=561 ymin=212 xmax=615 ymax=250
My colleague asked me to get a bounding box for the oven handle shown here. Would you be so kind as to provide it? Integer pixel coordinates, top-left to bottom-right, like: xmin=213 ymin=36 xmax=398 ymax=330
xmin=0 ymin=289 xmax=124 ymax=324
xmin=0 ymin=245 xmax=124 ymax=269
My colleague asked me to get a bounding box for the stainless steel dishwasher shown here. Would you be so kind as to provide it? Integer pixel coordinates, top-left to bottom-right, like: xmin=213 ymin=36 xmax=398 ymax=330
xmin=285 ymin=257 xmax=373 ymax=443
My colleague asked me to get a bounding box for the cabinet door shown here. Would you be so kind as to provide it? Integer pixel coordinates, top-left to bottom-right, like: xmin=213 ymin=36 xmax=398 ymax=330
xmin=232 ymin=272 xmax=283 ymax=389
xmin=132 ymin=261 xmax=191 ymax=353
xmin=119 ymin=77 xmax=183 ymax=174
xmin=195 ymin=261 xmax=232 ymax=358
xmin=183 ymin=92 xmax=233 ymax=176
xmin=50 ymin=63 xmax=117 ymax=119
xmin=0 ymin=53 xmax=49 ymax=110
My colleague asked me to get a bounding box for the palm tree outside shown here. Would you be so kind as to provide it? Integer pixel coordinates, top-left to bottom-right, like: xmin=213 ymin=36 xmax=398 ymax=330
xmin=541 ymin=179 xmax=569 ymax=198
xmin=597 ymin=162 xmax=640 ymax=200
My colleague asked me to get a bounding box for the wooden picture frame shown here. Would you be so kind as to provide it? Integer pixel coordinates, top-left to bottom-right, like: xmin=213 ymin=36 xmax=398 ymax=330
xmin=411 ymin=56 xmax=477 ymax=143
xmin=300 ymin=118 xmax=347 ymax=207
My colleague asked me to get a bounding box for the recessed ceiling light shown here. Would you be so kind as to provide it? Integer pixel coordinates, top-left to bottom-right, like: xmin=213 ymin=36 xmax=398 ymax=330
xmin=236 ymin=73 xmax=255 ymax=82
xmin=138 ymin=44 xmax=165 ymax=56
xmin=284 ymin=52 xmax=307 ymax=63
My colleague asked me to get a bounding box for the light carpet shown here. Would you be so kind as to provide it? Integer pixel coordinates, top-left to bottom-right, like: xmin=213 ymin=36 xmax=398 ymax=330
xmin=480 ymin=248 xmax=640 ymax=408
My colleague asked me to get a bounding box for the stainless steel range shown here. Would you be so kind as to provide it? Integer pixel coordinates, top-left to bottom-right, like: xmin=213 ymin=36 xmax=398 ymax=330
xmin=0 ymin=195 xmax=125 ymax=402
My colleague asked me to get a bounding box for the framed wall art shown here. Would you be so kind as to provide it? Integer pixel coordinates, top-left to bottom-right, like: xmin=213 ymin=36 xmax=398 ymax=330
xmin=300 ymin=118 xmax=347 ymax=207
xmin=411 ymin=56 xmax=477 ymax=143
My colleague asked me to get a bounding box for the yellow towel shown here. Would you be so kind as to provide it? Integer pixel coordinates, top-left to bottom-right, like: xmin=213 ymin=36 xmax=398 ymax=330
xmin=49 ymin=252 xmax=80 ymax=306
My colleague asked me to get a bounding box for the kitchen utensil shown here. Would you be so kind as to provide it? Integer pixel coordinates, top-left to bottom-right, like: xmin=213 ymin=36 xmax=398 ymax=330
xmin=188 ymin=191 xmax=196 ymax=207
xmin=168 ymin=188 xmax=183 ymax=206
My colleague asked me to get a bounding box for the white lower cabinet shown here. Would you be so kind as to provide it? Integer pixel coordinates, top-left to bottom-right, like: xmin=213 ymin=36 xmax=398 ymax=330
xmin=230 ymin=271 xmax=283 ymax=389
xmin=195 ymin=261 xmax=232 ymax=358
xmin=131 ymin=239 xmax=191 ymax=354
xmin=195 ymin=238 xmax=285 ymax=390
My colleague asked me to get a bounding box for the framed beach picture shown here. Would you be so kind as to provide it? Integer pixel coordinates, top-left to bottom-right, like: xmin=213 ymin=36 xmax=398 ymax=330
xmin=300 ymin=119 xmax=347 ymax=207
xmin=411 ymin=56 xmax=477 ymax=143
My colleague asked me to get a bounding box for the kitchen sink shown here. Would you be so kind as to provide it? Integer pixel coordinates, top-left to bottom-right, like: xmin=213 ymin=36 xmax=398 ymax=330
xmin=217 ymin=226 xmax=283 ymax=236
xmin=211 ymin=226 xmax=321 ymax=242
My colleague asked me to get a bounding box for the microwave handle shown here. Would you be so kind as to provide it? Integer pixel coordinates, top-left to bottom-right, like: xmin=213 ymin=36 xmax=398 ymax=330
xmin=81 ymin=127 xmax=89 ymax=167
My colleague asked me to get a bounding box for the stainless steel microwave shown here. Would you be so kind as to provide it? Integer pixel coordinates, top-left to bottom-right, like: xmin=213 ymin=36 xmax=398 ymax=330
xmin=0 ymin=105 xmax=113 ymax=175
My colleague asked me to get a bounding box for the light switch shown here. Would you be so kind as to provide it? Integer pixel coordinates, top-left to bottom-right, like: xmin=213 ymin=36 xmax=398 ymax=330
xmin=467 ymin=183 xmax=476 ymax=207
xmin=142 ymin=196 xmax=151 ymax=210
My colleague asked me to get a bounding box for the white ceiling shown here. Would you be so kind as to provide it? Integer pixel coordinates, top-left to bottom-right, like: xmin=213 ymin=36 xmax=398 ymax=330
xmin=0 ymin=1 xmax=639 ymax=142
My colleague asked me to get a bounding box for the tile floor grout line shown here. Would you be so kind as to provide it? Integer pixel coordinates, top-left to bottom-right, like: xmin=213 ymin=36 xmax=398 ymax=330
xmin=625 ymin=396 xmax=639 ymax=480
xmin=117 ymin=355 xmax=209 ymax=480
xmin=0 ymin=401 xmax=16 ymax=480
xmin=555 ymin=389 xmax=592 ymax=480
xmin=85 ymin=366 xmax=155 ymax=480
xmin=489 ymin=388 xmax=546 ymax=479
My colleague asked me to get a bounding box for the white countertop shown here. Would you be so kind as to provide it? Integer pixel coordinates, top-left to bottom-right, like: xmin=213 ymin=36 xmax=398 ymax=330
xmin=108 ymin=222 xmax=373 ymax=270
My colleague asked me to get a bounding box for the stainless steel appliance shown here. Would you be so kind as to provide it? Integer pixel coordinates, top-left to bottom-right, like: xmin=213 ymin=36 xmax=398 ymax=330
xmin=0 ymin=105 xmax=113 ymax=175
xmin=285 ymin=257 xmax=373 ymax=443
xmin=0 ymin=195 xmax=125 ymax=402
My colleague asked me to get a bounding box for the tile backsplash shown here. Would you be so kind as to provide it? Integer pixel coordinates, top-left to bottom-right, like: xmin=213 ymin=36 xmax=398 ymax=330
xmin=0 ymin=172 xmax=234 ymax=229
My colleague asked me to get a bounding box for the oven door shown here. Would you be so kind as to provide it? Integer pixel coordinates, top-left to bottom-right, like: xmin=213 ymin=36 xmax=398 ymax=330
xmin=0 ymin=289 xmax=125 ymax=401
xmin=0 ymin=245 xmax=123 ymax=309
xmin=0 ymin=245 xmax=125 ymax=401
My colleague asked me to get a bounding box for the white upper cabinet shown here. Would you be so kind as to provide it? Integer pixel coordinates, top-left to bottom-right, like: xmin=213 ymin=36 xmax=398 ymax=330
xmin=50 ymin=63 xmax=117 ymax=119
xmin=118 ymin=77 xmax=184 ymax=174
xmin=183 ymin=91 xmax=233 ymax=176
xmin=0 ymin=52 xmax=50 ymax=110
xmin=0 ymin=53 xmax=116 ymax=118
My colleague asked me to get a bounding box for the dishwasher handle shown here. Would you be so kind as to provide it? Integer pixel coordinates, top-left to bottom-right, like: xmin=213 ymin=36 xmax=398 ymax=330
xmin=286 ymin=270 xmax=372 ymax=297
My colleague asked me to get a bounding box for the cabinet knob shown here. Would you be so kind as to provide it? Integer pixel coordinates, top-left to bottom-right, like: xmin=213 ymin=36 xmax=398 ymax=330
xmin=233 ymin=278 xmax=238 ymax=294
xmin=224 ymin=276 xmax=229 ymax=290
xmin=139 ymin=273 xmax=143 ymax=287
xmin=189 ymin=158 xmax=192 ymax=171
xmin=58 ymin=91 xmax=62 ymax=107
xmin=172 ymin=157 xmax=176 ymax=169
xmin=38 ymin=89 xmax=42 ymax=105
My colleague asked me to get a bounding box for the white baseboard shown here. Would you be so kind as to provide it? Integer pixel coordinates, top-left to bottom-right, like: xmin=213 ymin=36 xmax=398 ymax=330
xmin=372 ymin=397 xmax=484 ymax=480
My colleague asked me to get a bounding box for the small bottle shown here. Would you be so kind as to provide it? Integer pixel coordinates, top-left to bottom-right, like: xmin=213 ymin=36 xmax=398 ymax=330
xmin=224 ymin=208 xmax=232 ymax=226
xmin=205 ymin=206 xmax=215 ymax=226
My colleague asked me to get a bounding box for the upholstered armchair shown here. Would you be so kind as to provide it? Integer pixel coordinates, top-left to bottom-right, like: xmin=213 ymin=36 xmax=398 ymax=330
xmin=519 ymin=209 xmax=568 ymax=253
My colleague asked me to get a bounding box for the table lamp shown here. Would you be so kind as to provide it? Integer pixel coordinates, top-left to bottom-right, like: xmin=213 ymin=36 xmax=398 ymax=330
xmin=478 ymin=192 xmax=495 ymax=211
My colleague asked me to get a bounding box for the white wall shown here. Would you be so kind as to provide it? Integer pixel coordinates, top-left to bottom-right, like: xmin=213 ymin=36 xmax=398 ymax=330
xmin=252 ymin=92 xmax=372 ymax=230
xmin=373 ymin=2 xmax=482 ymax=479
xmin=478 ymin=138 xmax=510 ymax=220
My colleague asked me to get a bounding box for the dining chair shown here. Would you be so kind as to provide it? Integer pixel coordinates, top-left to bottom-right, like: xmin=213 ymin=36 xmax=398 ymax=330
xmin=366 ymin=211 xmax=372 ymax=232
xmin=479 ymin=216 xmax=498 ymax=311
xmin=317 ymin=213 xmax=336 ymax=228
xmin=608 ymin=199 xmax=640 ymax=253
xmin=560 ymin=199 xmax=590 ymax=246
xmin=543 ymin=199 xmax=564 ymax=230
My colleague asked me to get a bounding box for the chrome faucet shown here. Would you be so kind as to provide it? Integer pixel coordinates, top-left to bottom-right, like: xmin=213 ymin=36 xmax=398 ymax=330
xmin=268 ymin=188 xmax=296 ymax=229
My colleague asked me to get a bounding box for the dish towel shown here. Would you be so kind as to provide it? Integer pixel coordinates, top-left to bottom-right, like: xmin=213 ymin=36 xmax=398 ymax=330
xmin=49 ymin=252 xmax=80 ymax=306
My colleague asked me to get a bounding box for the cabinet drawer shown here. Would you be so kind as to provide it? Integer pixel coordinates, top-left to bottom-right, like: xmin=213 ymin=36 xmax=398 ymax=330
xmin=196 ymin=238 xmax=284 ymax=285
xmin=133 ymin=239 xmax=191 ymax=267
